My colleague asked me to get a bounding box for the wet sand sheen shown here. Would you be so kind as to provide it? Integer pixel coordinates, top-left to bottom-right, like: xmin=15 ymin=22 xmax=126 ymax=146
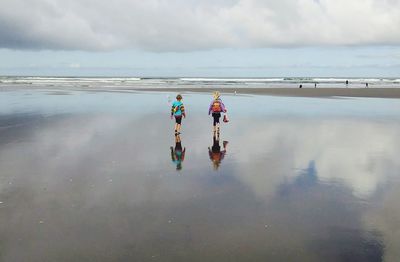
xmin=0 ymin=90 xmax=399 ymax=261
xmin=126 ymin=87 xmax=400 ymax=98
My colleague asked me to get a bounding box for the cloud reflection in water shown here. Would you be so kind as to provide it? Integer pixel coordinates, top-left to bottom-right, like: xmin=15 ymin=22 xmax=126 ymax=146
xmin=0 ymin=91 xmax=399 ymax=261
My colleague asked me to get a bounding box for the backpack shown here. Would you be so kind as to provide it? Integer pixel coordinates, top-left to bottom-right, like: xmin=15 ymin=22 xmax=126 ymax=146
xmin=173 ymin=102 xmax=182 ymax=114
xmin=211 ymin=152 xmax=222 ymax=161
xmin=174 ymin=105 xmax=180 ymax=113
xmin=212 ymin=100 xmax=222 ymax=112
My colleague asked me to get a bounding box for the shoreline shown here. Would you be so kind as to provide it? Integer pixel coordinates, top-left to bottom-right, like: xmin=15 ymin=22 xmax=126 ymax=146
xmin=127 ymin=87 xmax=400 ymax=99
xmin=2 ymin=85 xmax=400 ymax=98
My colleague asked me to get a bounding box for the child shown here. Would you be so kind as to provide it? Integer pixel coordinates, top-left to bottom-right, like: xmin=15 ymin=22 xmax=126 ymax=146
xmin=208 ymin=91 xmax=226 ymax=134
xmin=171 ymin=94 xmax=186 ymax=135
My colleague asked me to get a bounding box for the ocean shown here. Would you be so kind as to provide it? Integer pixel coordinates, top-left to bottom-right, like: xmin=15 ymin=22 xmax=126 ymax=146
xmin=0 ymin=76 xmax=399 ymax=90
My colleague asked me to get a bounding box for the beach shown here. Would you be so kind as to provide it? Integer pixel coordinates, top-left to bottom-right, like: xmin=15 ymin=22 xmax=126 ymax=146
xmin=1 ymin=76 xmax=400 ymax=99
xmin=1 ymin=88 xmax=400 ymax=261
xmin=128 ymin=87 xmax=400 ymax=99
xmin=1 ymin=0 xmax=399 ymax=259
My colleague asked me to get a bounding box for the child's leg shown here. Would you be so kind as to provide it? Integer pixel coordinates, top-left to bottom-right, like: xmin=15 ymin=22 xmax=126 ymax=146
xmin=175 ymin=116 xmax=182 ymax=133
xmin=215 ymin=113 xmax=221 ymax=134
xmin=212 ymin=114 xmax=217 ymax=133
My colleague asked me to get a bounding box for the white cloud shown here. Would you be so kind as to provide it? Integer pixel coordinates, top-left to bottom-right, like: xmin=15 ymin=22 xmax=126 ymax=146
xmin=68 ymin=63 xmax=81 ymax=68
xmin=0 ymin=0 xmax=399 ymax=51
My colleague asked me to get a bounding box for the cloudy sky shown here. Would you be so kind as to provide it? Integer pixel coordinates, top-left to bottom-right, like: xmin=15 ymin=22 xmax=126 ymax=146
xmin=0 ymin=0 xmax=399 ymax=76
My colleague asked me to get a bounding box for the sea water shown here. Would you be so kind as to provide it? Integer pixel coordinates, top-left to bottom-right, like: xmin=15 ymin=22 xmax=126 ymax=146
xmin=1 ymin=76 xmax=400 ymax=90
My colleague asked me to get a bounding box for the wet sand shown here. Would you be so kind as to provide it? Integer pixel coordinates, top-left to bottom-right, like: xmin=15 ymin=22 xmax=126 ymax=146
xmin=127 ymin=87 xmax=400 ymax=98
xmin=1 ymin=89 xmax=400 ymax=261
xmin=2 ymin=83 xmax=400 ymax=98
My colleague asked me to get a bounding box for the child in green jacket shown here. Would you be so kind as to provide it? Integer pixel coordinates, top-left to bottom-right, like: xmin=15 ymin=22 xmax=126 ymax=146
xmin=171 ymin=94 xmax=186 ymax=135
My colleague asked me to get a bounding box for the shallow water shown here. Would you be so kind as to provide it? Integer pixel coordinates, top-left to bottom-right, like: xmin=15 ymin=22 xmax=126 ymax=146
xmin=1 ymin=90 xmax=400 ymax=261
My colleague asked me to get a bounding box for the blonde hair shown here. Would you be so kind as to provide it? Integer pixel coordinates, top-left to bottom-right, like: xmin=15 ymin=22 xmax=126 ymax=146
xmin=213 ymin=91 xmax=220 ymax=100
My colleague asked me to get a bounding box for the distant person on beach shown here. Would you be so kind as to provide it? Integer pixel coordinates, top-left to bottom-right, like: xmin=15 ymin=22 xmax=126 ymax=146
xmin=299 ymin=84 xmax=303 ymax=88
xmin=366 ymin=83 xmax=369 ymax=88
xmin=208 ymin=91 xmax=227 ymax=134
xmin=208 ymin=135 xmax=228 ymax=171
xmin=314 ymin=83 xmax=317 ymax=88
xmin=346 ymin=80 xmax=349 ymax=86
xmin=171 ymin=135 xmax=185 ymax=170
xmin=171 ymin=94 xmax=186 ymax=135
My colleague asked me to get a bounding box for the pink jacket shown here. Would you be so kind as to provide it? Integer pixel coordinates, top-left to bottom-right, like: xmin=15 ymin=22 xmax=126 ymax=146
xmin=208 ymin=99 xmax=226 ymax=115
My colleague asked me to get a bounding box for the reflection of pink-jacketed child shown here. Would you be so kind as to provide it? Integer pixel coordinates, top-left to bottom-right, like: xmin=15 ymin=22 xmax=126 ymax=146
xmin=208 ymin=91 xmax=226 ymax=134
xmin=208 ymin=135 xmax=228 ymax=170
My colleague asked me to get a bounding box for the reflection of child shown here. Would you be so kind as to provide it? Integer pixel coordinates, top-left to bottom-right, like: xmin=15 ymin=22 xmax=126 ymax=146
xmin=208 ymin=91 xmax=226 ymax=134
xmin=208 ymin=135 xmax=228 ymax=170
xmin=171 ymin=94 xmax=186 ymax=135
xmin=171 ymin=135 xmax=186 ymax=170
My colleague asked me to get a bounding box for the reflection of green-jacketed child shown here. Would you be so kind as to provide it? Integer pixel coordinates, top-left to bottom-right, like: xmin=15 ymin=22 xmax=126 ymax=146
xmin=171 ymin=94 xmax=186 ymax=135
xmin=171 ymin=135 xmax=186 ymax=170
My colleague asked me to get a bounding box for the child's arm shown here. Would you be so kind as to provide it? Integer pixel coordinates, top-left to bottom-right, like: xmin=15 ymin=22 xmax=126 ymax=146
xmin=181 ymin=104 xmax=186 ymax=117
xmin=181 ymin=148 xmax=186 ymax=161
xmin=221 ymin=101 xmax=227 ymax=113
xmin=171 ymin=148 xmax=176 ymax=161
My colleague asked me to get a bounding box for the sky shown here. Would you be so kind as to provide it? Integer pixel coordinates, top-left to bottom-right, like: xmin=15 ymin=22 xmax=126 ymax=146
xmin=0 ymin=0 xmax=399 ymax=77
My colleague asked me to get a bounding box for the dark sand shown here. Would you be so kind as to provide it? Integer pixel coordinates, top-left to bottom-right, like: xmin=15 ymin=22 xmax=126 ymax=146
xmin=1 ymin=90 xmax=400 ymax=261
xmin=128 ymin=87 xmax=400 ymax=98
xmin=2 ymin=83 xmax=400 ymax=98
